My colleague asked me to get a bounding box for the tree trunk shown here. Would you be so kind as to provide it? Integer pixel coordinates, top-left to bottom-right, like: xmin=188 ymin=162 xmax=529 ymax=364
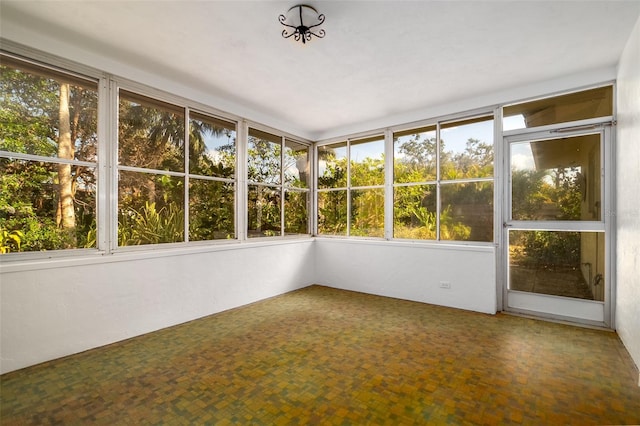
xmin=57 ymin=83 xmax=76 ymax=247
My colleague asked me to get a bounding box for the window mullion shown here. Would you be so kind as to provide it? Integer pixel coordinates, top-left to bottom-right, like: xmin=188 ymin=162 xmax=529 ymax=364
xmin=311 ymin=144 xmax=318 ymax=235
xmin=436 ymin=122 xmax=441 ymax=241
xmin=110 ymin=81 xmax=120 ymax=252
xmin=281 ymin=136 xmax=285 ymax=237
xmin=237 ymin=120 xmax=248 ymax=241
xmin=184 ymin=107 xmax=190 ymax=243
xmin=346 ymin=139 xmax=351 ymax=237
xmin=384 ymin=128 xmax=393 ymax=240
xmin=97 ymin=75 xmax=110 ymax=253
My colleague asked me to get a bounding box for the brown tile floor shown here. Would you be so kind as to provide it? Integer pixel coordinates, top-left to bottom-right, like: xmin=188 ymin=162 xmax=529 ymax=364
xmin=1 ymin=285 xmax=639 ymax=425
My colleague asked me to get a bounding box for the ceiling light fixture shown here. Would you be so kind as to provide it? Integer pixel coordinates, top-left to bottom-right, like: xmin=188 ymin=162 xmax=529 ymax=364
xmin=279 ymin=4 xmax=325 ymax=44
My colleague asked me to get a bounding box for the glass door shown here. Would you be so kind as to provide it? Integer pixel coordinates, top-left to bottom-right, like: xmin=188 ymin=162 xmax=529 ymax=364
xmin=503 ymin=127 xmax=611 ymax=326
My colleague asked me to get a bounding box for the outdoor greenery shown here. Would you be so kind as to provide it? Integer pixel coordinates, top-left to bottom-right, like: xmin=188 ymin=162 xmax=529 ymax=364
xmin=247 ymin=134 xmax=310 ymax=237
xmin=317 ymin=129 xmax=495 ymax=241
xmin=0 ymin=56 xmax=590 ymax=259
xmin=1 ymin=61 xmax=98 ymax=253
xmin=510 ymin=166 xmax=584 ymax=268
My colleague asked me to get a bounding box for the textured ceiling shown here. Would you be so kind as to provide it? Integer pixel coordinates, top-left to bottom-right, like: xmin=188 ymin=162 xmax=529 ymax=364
xmin=1 ymin=1 xmax=639 ymax=140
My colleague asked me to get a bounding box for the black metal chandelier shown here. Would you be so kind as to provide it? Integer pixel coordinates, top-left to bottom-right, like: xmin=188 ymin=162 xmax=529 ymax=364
xmin=279 ymin=4 xmax=325 ymax=44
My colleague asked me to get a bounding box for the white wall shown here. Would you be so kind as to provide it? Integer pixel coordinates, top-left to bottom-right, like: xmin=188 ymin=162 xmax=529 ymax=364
xmin=616 ymin=15 xmax=640 ymax=381
xmin=315 ymin=239 xmax=496 ymax=314
xmin=0 ymin=241 xmax=315 ymax=374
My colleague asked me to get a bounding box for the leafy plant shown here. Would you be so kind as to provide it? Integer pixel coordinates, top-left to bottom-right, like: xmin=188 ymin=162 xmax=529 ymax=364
xmin=118 ymin=201 xmax=184 ymax=246
xmin=1 ymin=227 xmax=24 ymax=253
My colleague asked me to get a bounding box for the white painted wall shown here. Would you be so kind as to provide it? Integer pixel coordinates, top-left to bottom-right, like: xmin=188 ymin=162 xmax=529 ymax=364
xmin=314 ymin=239 xmax=496 ymax=314
xmin=616 ymin=15 xmax=640 ymax=380
xmin=0 ymin=241 xmax=315 ymax=374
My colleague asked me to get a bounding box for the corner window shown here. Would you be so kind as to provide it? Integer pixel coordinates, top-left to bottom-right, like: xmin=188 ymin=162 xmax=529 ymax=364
xmin=393 ymin=116 xmax=494 ymax=242
xmin=317 ymin=135 xmax=385 ymax=237
xmin=1 ymin=55 xmax=98 ymax=253
xmin=247 ymin=128 xmax=310 ymax=237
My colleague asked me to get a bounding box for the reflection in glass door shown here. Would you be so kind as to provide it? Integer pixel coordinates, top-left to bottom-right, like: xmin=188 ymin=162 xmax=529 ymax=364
xmin=504 ymin=129 xmax=610 ymax=326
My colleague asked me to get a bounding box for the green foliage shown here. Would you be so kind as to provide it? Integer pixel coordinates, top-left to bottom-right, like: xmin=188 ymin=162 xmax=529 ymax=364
xmin=519 ymin=231 xmax=581 ymax=268
xmin=248 ymin=137 xmax=281 ymax=184
xmin=189 ymin=181 xmax=234 ymax=240
xmin=247 ymin=185 xmax=281 ymax=237
xmin=318 ymin=153 xmax=347 ymax=188
xmin=350 ymin=189 xmax=384 ymax=237
xmin=118 ymin=202 xmax=184 ymax=246
xmin=1 ymin=228 xmax=24 ymax=253
xmin=284 ymin=191 xmax=308 ymax=234
xmin=1 ymin=63 xmax=98 ymax=253
xmin=393 ymin=134 xmax=493 ymax=241
xmin=510 ymin=167 xmax=583 ymax=268
xmin=318 ymin=190 xmax=347 ymax=235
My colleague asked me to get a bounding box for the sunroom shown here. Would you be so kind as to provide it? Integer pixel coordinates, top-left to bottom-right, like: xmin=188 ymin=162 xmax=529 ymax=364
xmin=1 ymin=0 xmax=639 ymax=389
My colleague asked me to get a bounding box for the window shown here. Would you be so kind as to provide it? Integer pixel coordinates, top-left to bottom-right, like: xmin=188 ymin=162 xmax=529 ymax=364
xmin=503 ymin=86 xmax=613 ymax=131
xmin=188 ymin=112 xmax=236 ymax=241
xmin=317 ymin=136 xmax=385 ymax=237
xmin=247 ymin=128 xmax=310 ymax=237
xmin=393 ymin=116 xmax=494 ymax=242
xmin=1 ymin=55 xmax=99 ymax=253
xmin=118 ymin=90 xmax=236 ymax=246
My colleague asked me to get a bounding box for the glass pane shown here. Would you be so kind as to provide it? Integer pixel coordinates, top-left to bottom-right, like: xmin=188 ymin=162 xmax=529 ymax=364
xmin=440 ymin=117 xmax=494 ymax=180
xmin=350 ymin=136 xmax=384 ymax=187
xmin=248 ymin=130 xmax=281 ymax=185
xmin=118 ymin=171 xmax=184 ymax=246
xmin=393 ymin=185 xmax=436 ymax=240
xmin=284 ymin=190 xmax=308 ymax=235
xmin=511 ymin=134 xmax=601 ymax=221
xmin=318 ymin=142 xmax=347 ymax=189
xmin=284 ymin=139 xmax=309 ymax=188
xmin=503 ymin=86 xmax=613 ymax=131
xmin=394 ymin=126 xmax=436 ymax=183
xmin=189 ymin=113 xmax=235 ymax=178
xmin=351 ymin=188 xmax=384 ymax=238
xmin=0 ymin=158 xmax=96 ymax=252
xmin=0 ymin=57 xmax=98 ymax=160
xmin=118 ymin=91 xmax=185 ymax=172
xmin=440 ymin=182 xmax=493 ymax=242
xmin=189 ymin=179 xmax=235 ymax=241
xmin=247 ymin=184 xmax=281 ymax=237
xmin=317 ymin=190 xmax=347 ymax=236
xmin=509 ymin=230 xmax=605 ymax=301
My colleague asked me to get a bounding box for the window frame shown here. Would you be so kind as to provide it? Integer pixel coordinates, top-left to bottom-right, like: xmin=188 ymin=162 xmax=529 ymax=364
xmin=246 ymin=126 xmax=311 ymax=238
xmin=316 ymin=134 xmax=386 ymax=238
xmin=114 ymin=87 xmax=240 ymax=250
xmin=0 ymin=43 xmax=616 ymax=264
xmin=0 ymin=52 xmax=104 ymax=260
xmin=392 ymin=114 xmax=495 ymax=243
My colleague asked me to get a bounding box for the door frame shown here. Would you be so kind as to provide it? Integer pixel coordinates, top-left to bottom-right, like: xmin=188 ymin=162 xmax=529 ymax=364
xmin=499 ymin=117 xmax=615 ymax=328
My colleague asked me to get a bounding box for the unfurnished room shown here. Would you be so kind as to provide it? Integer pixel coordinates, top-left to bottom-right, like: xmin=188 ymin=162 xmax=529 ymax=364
xmin=1 ymin=1 xmax=640 ymax=424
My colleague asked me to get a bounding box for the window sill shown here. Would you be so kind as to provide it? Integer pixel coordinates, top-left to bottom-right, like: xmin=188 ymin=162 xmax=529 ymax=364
xmin=0 ymin=236 xmax=314 ymax=273
xmin=314 ymin=236 xmax=496 ymax=252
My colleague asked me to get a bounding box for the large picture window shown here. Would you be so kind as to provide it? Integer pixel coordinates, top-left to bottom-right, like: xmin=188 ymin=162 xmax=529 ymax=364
xmin=393 ymin=116 xmax=494 ymax=242
xmin=317 ymin=136 xmax=385 ymax=237
xmin=118 ymin=91 xmax=236 ymax=246
xmin=0 ymin=55 xmax=99 ymax=253
xmin=247 ymin=128 xmax=310 ymax=238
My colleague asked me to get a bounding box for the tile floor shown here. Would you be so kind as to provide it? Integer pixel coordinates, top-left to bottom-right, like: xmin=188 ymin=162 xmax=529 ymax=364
xmin=1 ymin=285 xmax=639 ymax=425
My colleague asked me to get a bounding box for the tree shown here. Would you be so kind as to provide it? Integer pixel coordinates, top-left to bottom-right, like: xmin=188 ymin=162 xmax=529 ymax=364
xmin=56 ymin=83 xmax=76 ymax=247
xmin=1 ymin=62 xmax=97 ymax=252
